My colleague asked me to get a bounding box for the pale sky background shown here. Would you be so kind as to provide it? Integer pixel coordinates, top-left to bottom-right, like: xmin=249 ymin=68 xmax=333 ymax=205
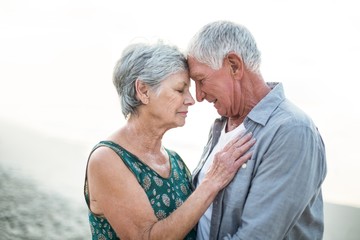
xmin=0 ymin=0 xmax=359 ymax=208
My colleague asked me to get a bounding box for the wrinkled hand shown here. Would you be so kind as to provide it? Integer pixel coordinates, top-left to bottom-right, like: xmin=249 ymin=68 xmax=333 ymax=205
xmin=205 ymin=132 xmax=255 ymax=191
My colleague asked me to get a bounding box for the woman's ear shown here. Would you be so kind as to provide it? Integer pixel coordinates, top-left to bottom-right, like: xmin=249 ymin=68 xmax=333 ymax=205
xmin=135 ymin=79 xmax=149 ymax=104
xmin=226 ymin=52 xmax=243 ymax=78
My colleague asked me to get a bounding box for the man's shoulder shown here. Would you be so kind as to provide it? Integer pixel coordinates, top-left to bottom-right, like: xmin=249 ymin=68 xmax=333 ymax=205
xmin=276 ymin=99 xmax=315 ymax=127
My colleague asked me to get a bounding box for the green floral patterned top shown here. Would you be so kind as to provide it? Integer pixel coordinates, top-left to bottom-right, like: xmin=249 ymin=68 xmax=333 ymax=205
xmin=84 ymin=141 xmax=197 ymax=240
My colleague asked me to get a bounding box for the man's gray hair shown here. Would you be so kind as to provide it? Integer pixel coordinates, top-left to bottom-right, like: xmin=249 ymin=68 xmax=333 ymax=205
xmin=113 ymin=41 xmax=188 ymax=118
xmin=187 ymin=21 xmax=261 ymax=74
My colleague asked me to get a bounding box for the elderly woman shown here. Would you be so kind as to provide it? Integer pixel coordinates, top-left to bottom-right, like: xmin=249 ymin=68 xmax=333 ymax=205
xmin=84 ymin=42 xmax=255 ymax=240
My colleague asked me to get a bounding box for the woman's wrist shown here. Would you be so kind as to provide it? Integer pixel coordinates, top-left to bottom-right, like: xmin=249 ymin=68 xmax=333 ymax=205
xmin=198 ymin=177 xmax=222 ymax=198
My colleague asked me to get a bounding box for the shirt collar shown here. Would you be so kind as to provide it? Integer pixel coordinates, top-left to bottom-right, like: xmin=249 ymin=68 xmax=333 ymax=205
xmin=246 ymin=82 xmax=285 ymax=126
xmin=214 ymin=82 xmax=285 ymax=130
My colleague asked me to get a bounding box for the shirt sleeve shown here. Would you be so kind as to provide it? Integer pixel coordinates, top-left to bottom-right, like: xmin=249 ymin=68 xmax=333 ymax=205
xmin=227 ymin=124 xmax=326 ymax=240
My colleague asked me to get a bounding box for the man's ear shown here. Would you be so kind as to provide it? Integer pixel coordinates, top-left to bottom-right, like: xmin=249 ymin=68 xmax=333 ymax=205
xmin=226 ymin=52 xmax=244 ymax=77
xmin=135 ymin=79 xmax=149 ymax=104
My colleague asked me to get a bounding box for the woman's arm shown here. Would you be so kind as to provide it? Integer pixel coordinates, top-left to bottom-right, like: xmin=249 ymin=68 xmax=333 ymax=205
xmin=87 ymin=132 xmax=255 ymax=240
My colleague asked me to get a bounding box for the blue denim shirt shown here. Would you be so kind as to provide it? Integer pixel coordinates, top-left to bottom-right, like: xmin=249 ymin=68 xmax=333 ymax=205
xmin=192 ymin=82 xmax=327 ymax=240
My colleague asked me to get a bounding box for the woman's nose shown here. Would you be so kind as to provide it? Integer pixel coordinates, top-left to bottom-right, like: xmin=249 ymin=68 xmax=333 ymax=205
xmin=185 ymin=91 xmax=195 ymax=106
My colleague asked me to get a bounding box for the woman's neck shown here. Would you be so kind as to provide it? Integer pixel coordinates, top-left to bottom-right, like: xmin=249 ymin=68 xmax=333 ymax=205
xmin=114 ymin=116 xmax=165 ymax=154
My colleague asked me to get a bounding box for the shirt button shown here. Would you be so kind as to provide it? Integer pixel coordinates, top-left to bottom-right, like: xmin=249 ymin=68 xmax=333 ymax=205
xmin=242 ymin=163 xmax=247 ymax=169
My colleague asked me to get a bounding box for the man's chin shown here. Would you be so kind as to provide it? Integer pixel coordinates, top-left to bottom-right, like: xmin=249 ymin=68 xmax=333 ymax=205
xmin=215 ymin=108 xmax=225 ymax=117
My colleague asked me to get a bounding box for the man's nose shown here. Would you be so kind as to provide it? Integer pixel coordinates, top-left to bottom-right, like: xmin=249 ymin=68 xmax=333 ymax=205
xmin=195 ymin=83 xmax=205 ymax=102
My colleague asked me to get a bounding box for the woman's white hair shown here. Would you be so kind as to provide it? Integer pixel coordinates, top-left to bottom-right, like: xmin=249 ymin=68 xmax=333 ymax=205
xmin=113 ymin=41 xmax=188 ymax=118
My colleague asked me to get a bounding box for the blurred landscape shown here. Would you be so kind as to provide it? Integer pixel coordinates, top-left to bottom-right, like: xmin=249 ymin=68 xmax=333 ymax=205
xmin=0 ymin=119 xmax=359 ymax=240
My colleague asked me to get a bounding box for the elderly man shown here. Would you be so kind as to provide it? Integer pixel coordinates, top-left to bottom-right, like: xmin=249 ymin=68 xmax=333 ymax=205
xmin=187 ymin=21 xmax=327 ymax=240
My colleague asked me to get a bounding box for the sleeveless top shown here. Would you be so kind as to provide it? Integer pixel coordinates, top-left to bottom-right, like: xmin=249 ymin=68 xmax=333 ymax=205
xmin=84 ymin=141 xmax=197 ymax=240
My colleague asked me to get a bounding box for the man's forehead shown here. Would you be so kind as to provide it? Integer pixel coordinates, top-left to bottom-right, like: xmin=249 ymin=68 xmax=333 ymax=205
xmin=187 ymin=57 xmax=205 ymax=76
xmin=189 ymin=72 xmax=203 ymax=80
